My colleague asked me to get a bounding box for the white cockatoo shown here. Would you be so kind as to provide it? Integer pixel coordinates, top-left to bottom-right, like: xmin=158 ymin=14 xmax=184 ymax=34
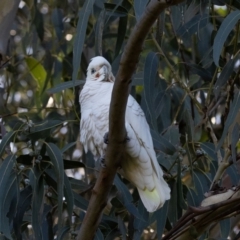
xmin=79 ymin=56 xmax=170 ymax=212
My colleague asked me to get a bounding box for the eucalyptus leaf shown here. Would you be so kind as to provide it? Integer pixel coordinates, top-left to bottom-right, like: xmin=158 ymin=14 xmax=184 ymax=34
xmin=213 ymin=10 xmax=240 ymax=66
xmin=47 ymin=80 xmax=85 ymax=94
xmin=217 ymin=91 xmax=240 ymax=150
xmin=72 ymin=0 xmax=96 ymax=84
xmin=46 ymin=143 xmax=64 ymax=231
xmin=0 ymin=131 xmax=16 ymax=157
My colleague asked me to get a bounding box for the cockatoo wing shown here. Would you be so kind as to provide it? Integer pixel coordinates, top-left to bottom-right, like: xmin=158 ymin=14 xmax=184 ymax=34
xmin=122 ymin=95 xmax=170 ymax=211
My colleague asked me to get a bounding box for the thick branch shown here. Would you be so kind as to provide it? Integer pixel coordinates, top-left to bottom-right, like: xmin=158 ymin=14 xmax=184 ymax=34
xmin=77 ymin=1 xmax=185 ymax=239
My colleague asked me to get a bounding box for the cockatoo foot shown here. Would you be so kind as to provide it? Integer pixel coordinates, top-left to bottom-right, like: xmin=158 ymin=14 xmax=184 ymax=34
xmin=100 ymin=156 xmax=107 ymax=168
xmin=104 ymin=132 xmax=130 ymax=144
xmin=103 ymin=132 xmax=109 ymax=144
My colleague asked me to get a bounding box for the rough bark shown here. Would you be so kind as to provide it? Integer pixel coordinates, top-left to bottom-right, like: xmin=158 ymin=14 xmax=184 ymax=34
xmin=77 ymin=0 xmax=185 ymax=239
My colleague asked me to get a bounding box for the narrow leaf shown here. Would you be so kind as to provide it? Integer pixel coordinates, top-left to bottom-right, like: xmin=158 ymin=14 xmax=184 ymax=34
xmin=0 ymin=155 xmax=17 ymax=238
xmin=176 ymin=13 xmax=209 ymax=38
xmin=114 ymin=15 xmax=128 ymax=58
xmin=95 ymin=9 xmax=105 ymax=56
xmin=217 ymin=91 xmax=240 ymax=149
xmin=30 ymin=167 xmax=44 ymax=240
xmin=143 ymin=52 xmax=158 ymax=130
xmin=47 ymin=80 xmax=85 ymax=94
xmin=231 ymin=123 xmax=239 ymax=163
xmin=0 ymin=131 xmax=16 ymax=157
xmin=73 ymin=191 xmax=88 ymax=210
xmin=118 ymin=216 xmax=127 ymax=240
xmin=114 ymin=175 xmax=141 ymax=219
xmin=46 ymin=143 xmax=64 ymax=232
xmin=134 ymin=0 xmax=148 ymax=21
xmin=151 ymin=129 xmax=176 ymax=155
xmin=177 ymin=161 xmax=187 ymax=209
xmin=94 ymin=228 xmax=104 ymax=240
xmin=29 ymin=119 xmax=63 ymax=134
xmin=25 ymin=57 xmax=47 ymax=93
xmin=58 ymin=226 xmax=70 ymax=240
xmin=72 ymin=0 xmax=95 ymax=84
xmin=220 ymin=218 xmax=231 ymax=238
xmin=133 ymin=200 xmax=148 ymax=239
xmin=214 ymin=55 xmax=239 ymax=98
xmin=61 ymin=142 xmax=76 ymax=153
xmin=156 ymin=200 xmax=169 ymax=240
xmin=213 ymin=10 xmax=240 ymax=66
xmin=52 ymin=8 xmax=64 ymax=41
xmin=63 ymin=173 xmax=74 ymax=222
xmin=13 ymin=186 xmax=32 ymax=239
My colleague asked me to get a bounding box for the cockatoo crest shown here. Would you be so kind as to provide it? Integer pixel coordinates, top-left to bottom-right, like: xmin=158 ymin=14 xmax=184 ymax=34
xmin=87 ymin=56 xmax=115 ymax=83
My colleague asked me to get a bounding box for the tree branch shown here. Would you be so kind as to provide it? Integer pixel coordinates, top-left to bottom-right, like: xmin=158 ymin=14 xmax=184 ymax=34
xmin=77 ymin=0 xmax=185 ymax=239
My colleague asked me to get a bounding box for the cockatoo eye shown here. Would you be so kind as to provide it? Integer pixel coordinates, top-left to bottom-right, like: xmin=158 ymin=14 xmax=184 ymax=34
xmin=91 ymin=68 xmax=96 ymax=74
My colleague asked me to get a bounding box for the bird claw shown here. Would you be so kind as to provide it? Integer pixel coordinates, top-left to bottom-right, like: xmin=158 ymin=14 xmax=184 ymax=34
xmin=100 ymin=156 xmax=107 ymax=168
xmin=104 ymin=132 xmax=109 ymax=144
xmin=125 ymin=135 xmax=130 ymax=142
xmin=104 ymin=132 xmax=130 ymax=144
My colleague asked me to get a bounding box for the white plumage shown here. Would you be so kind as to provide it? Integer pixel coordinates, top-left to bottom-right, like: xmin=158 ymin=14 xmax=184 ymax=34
xmin=79 ymin=56 xmax=170 ymax=212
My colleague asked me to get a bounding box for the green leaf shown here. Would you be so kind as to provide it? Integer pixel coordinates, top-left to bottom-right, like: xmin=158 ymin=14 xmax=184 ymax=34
xmin=214 ymin=55 xmax=239 ymax=98
xmin=13 ymin=186 xmax=32 ymax=239
xmin=176 ymin=14 xmax=208 ymax=38
xmin=134 ymin=0 xmax=148 ymax=21
xmin=143 ymin=52 xmax=158 ymax=130
xmin=72 ymin=0 xmax=95 ymax=84
xmin=63 ymin=173 xmax=74 ymax=222
xmin=226 ymin=165 xmax=239 ymax=186
xmin=52 ymin=8 xmax=64 ymax=41
xmin=133 ymin=200 xmax=148 ymax=239
xmin=30 ymin=167 xmax=44 ymax=240
xmin=25 ymin=57 xmax=47 ymax=93
xmin=118 ymin=215 xmax=127 ymax=240
xmin=168 ymin=181 xmax=177 ymax=225
xmin=29 ymin=119 xmax=63 ymax=134
xmin=220 ymin=218 xmax=230 ymax=238
xmin=104 ymin=3 xmax=128 ymax=18
xmin=46 ymin=143 xmax=64 ymax=232
xmin=213 ymin=10 xmax=240 ymax=66
xmin=95 ymin=9 xmax=105 ymax=56
xmin=151 ymin=129 xmax=176 ymax=155
xmin=61 ymin=142 xmax=77 ymax=153
xmin=114 ymin=15 xmax=128 ymax=58
xmin=184 ymin=109 xmax=194 ymax=141
xmin=105 ymin=228 xmax=121 ymax=240
xmin=69 ymin=178 xmax=88 ymax=190
xmin=33 ymin=6 xmax=44 ymax=41
xmin=217 ymin=91 xmax=240 ymax=150
xmin=163 ymin=125 xmax=180 ymax=147
xmin=114 ymin=175 xmax=142 ymax=219
xmin=187 ymin=171 xmax=209 ymax=207
xmin=231 ymin=123 xmax=239 ymax=163
xmin=177 ymin=161 xmax=187 ymax=209
xmin=0 ymin=155 xmax=16 ymax=240
xmin=200 ymin=142 xmax=218 ymax=161
xmin=63 ymin=160 xmax=85 ymax=169
xmin=156 ymin=200 xmax=169 ymax=239
xmin=58 ymin=226 xmax=70 ymax=240
xmin=47 ymin=80 xmax=85 ymax=94
xmin=73 ymin=191 xmax=88 ymax=210
xmin=0 ymin=131 xmax=16 ymax=157
xmin=187 ymin=63 xmax=212 ymax=82
xmin=94 ymin=228 xmax=104 ymax=240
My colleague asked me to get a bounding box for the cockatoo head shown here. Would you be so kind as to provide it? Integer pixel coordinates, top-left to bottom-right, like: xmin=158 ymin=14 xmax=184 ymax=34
xmin=86 ymin=56 xmax=115 ymax=83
